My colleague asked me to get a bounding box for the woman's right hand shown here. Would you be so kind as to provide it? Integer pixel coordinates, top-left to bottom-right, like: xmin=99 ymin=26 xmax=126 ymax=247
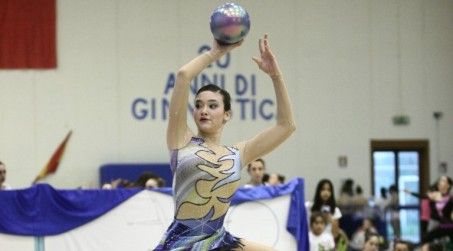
xmin=209 ymin=39 xmax=243 ymax=60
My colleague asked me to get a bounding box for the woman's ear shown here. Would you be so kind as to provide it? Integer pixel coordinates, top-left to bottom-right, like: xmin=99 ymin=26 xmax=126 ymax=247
xmin=223 ymin=111 xmax=232 ymax=123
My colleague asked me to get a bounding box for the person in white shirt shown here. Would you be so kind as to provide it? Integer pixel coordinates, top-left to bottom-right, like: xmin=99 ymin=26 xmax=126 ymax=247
xmin=309 ymin=212 xmax=335 ymax=251
xmin=0 ymin=161 xmax=11 ymax=190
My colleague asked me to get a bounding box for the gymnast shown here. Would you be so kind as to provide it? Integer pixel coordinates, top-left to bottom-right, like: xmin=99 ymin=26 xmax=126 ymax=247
xmin=154 ymin=34 xmax=296 ymax=251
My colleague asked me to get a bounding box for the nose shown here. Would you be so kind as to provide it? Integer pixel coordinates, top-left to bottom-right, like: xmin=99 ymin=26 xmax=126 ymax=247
xmin=201 ymin=106 xmax=208 ymax=115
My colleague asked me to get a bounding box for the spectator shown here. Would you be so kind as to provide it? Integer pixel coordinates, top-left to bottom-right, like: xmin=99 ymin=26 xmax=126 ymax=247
xmin=102 ymin=172 xmax=166 ymax=189
xmin=353 ymin=185 xmax=368 ymax=213
xmin=309 ymin=212 xmax=335 ymax=251
xmin=337 ymin=178 xmax=355 ymax=214
xmin=101 ymin=178 xmax=132 ymax=189
xmin=349 ymin=218 xmax=378 ymax=251
xmin=0 ymin=161 xmax=12 ymax=190
xmin=388 ymin=184 xmax=401 ymax=239
xmin=306 ymin=179 xmax=348 ymax=250
xmin=362 ymin=231 xmax=380 ymax=251
xmin=243 ymin=158 xmax=266 ymax=188
xmin=263 ymin=172 xmax=285 ymax=186
xmin=421 ymin=175 xmax=453 ymax=251
xmin=393 ymin=240 xmax=413 ymax=251
xmin=374 ymin=187 xmax=389 ymax=221
xmin=403 ymin=182 xmax=437 ymax=236
xmin=132 ymin=171 xmax=166 ymax=188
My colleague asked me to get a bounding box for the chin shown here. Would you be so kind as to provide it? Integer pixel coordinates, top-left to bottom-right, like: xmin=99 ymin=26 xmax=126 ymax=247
xmin=198 ymin=124 xmax=221 ymax=134
xmin=197 ymin=127 xmax=213 ymax=134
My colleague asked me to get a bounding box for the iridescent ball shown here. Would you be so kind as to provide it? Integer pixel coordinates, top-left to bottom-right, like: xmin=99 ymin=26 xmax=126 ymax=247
xmin=210 ymin=3 xmax=250 ymax=45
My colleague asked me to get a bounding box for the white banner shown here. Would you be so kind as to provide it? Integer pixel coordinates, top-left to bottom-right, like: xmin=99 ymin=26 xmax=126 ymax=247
xmin=0 ymin=190 xmax=297 ymax=251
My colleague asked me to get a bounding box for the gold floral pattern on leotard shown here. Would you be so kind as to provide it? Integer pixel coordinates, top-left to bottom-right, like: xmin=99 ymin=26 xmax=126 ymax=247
xmin=176 ymin=145 xmax=240 ymax=221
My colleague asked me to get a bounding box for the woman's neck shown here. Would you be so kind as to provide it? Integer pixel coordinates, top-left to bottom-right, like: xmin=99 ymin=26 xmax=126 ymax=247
xmin=197 ymin=132 xmax=222 ymax=145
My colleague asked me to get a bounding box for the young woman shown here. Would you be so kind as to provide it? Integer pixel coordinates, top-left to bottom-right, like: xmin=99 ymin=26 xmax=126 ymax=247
xmin=154 ymin=34 xmax=295 ymax=251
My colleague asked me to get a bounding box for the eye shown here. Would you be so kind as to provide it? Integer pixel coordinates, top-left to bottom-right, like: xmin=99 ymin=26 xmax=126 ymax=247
xmin=195 ymin=103 xmax=201 ymax=109
xmin=209 ymin=103 xmax=218 ymax=109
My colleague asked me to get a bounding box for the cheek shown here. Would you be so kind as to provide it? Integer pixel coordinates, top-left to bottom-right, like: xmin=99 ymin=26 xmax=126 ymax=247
xmin=213 ymin=111 xmax=227 ymax=123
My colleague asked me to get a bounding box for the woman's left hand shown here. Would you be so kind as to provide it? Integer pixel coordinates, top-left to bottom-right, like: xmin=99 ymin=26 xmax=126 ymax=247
xmin=252 ymin=34 xmax=282 ymax=77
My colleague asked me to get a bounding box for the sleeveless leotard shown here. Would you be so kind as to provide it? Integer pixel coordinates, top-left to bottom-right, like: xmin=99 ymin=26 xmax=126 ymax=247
xmin=154 ymin=137 xmax=243 ymax=251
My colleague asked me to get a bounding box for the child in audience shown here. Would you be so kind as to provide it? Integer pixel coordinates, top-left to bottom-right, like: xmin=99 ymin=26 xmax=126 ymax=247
xmin=309 ymin=212 xmax=335 ymax=251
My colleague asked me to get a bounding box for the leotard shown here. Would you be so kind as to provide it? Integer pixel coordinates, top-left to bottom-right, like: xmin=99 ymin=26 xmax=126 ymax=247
xmin=154 ymin=136 xmax=243 ymax=251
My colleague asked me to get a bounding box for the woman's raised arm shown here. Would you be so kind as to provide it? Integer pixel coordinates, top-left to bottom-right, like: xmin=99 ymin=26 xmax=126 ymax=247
xmin=238 ymin=34 xmax=296 ymax=165
xmin=167 ymin=40 xmax=242 ymax=150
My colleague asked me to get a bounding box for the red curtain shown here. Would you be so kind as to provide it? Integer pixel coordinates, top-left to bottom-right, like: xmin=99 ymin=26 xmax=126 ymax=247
xmin=0 ymin=0 xmax=56 ymax=69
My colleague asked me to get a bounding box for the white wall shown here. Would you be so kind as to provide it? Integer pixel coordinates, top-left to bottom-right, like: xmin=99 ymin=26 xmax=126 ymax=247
xmin=0 ymin=0 xmax=452 ymax=200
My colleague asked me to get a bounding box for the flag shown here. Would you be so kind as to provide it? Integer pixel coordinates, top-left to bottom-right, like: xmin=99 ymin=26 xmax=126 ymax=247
xmin=0 ymin=0 xmax=57 ymax=69
xmin=33 ymin=130 xmax=72 ymax=184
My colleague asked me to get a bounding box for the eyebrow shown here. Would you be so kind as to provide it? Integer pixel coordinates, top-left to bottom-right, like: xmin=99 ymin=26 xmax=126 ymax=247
xmin=195 ymin=99 xmax=220 ymax=104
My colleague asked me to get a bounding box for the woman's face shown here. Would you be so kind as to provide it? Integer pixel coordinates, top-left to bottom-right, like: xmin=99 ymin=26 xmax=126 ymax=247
xmin=438 ymin=176 xmax=451 ymax=194
xmin=363 ymin=236 xmax=379 ymax=251
xmin=320 ymin=183 xmax=332 ymax=202
xmin=193 ymin=91 xmax=230 ymax=134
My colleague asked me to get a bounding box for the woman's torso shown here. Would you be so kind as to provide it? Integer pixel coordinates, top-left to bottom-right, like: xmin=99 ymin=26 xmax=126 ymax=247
xmin=170 ymin=136 xmax=242 ymax=234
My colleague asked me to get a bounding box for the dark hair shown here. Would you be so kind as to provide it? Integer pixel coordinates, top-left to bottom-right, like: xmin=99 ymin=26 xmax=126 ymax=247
xmin=312 ymin=179 xmax=336 ymax=214
xmin=196 ymin=84 xmax=231 ymax=112
xmin=380 ymin=187 xmax=387 ymax=199
xmin=355 ymin=185 xmax=363 ymax=195
xmin=389 ymin=185 xmax=398 ymax=193
xmin=394 ymin=240 xmax=413 ymax=251
xmin=156 ymin=177 xmax=166 ymax=187
xmin=310 ymin=212 xmax=326 ymax=226
xmin=134 ymin=171 xmax=160 ymax=188
xmin=340 ymin=178 xmax=354 ymax=196
xmin=0 ymin=161 xmax=4 ymax=165
xmin=262 ymin=173 xmax=270 ymax=183
xmin=247 ymin=158 xmax=265 ymax=172
xmin=277 ymin=174 xmax=285 ymax=184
